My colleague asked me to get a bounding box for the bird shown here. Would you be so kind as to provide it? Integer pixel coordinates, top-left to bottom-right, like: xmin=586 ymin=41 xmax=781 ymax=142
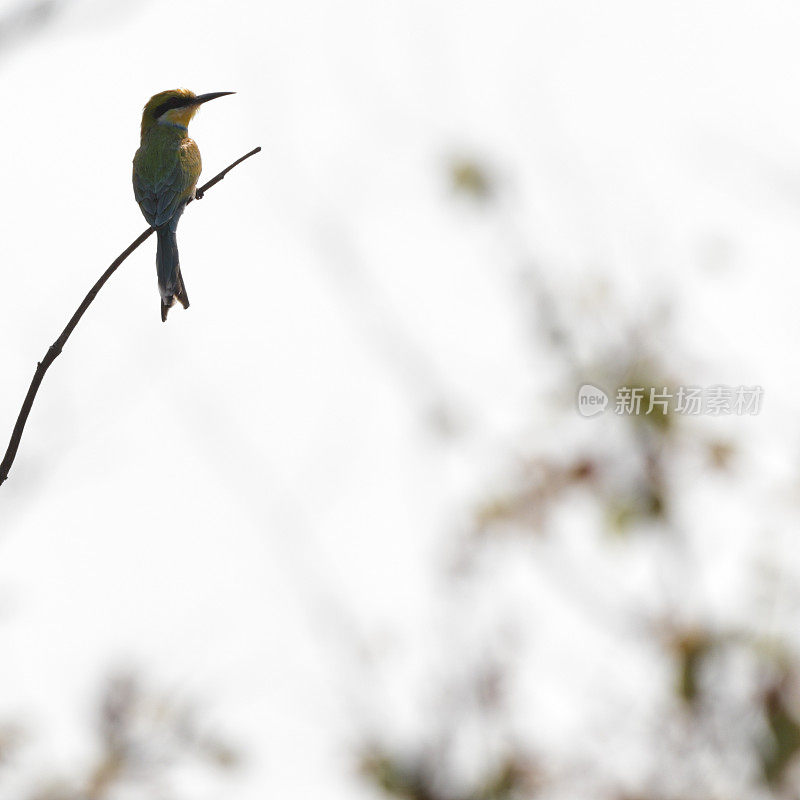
xmin=132 ymin=88 xmax=234 ymax=321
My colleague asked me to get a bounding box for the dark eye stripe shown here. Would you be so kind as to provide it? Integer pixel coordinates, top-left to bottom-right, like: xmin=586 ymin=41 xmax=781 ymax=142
xmin=153 ymin=96 xmax=193 ymax=118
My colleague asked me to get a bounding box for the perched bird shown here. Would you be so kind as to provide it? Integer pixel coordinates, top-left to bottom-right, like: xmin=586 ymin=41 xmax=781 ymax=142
xmin=132 ymin=88 xmax=234 ymax=321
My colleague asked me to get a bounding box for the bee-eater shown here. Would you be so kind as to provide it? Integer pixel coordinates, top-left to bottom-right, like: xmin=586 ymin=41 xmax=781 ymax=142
xmin=132 ymin=88 xmax=234 ymax=321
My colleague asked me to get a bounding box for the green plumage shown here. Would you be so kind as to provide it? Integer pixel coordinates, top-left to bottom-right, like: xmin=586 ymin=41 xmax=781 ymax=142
xmin=133 ymin=125 xmax=200 ymax=321
xmin=132 ymin=88 xmax=233 ymax=321
xmin=133 ymin=126 xmax=201 ymax=228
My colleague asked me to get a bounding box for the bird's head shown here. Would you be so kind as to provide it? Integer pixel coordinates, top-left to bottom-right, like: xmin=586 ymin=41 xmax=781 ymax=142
xmin=140 ymin=88 xmax=235 ymax=137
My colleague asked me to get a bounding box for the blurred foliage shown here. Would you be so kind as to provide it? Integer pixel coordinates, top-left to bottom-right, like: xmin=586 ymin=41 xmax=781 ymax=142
xmin=664 ymin=626 xmax=715 ymax=707
xmin=706 ymin=439 xmax=736 ymax=470
xmin=361 ymin=747 xmax=540 ymax=800
xmin=0 ymin=723 xmax=23 ymax=767
xmin=472 ymin=354 xmax=693 ymax=543
xmin=475 ymin=457 xmax=597 ymax=536
xmin=449 ymin=158 xmax=494 ymax=201
xmin=760 ymin=676 xmax=800 ymax=789
xmin=16 ymin=671 xmax=240 ymax=800
xmin=474 ymin=757 xmax=540 ymax=800
xmin=358 ymin=155 xmax=796 ymax=800
xmin=361 ymin=749 xmax=436 ymax=800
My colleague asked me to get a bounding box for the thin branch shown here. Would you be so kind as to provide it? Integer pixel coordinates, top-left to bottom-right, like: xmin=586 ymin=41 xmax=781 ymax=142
xmin=0 ymin=145 xmax=261 ymax=488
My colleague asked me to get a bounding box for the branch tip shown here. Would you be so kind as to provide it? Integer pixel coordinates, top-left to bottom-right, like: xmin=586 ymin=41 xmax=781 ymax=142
xmin=0 ymin=146 xmax=261 ymax=488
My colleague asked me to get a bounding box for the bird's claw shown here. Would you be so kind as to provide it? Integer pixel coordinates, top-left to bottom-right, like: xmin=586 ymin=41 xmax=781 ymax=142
xmin=195 ymin=188 xmax=205 ymax=200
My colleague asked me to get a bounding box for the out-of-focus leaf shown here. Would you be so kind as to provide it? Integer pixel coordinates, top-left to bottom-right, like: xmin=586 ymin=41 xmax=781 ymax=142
xmin=707 ymin=439 xmax=735 ymax=470
xmin=472 ymin=755 xmax=540 ymax=799
xmin=450 ymin=158 xmax=493 ymax=201
xmin=475 ymin=458 xmax=597 ymax=538
xmin=668 ymin=628 xmax=713 ymax=706
xmin=761 ymin=682 xmax=800 ymax=788
xmin=360 ymin=749 xmax=435 ymax=800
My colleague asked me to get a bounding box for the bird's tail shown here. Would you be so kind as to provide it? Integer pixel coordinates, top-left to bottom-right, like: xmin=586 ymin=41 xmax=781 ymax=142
xmin=156 ymin=224 xmax=190 ymax=322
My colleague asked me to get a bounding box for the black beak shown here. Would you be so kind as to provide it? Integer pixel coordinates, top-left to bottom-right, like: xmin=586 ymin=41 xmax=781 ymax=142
xmin=194 ymin=91 xmax=236 ymax=106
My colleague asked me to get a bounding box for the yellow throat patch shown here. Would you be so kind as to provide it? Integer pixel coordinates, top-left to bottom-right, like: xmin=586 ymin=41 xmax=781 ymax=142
xmin=160 ymin=105 xmax=197 ymax=128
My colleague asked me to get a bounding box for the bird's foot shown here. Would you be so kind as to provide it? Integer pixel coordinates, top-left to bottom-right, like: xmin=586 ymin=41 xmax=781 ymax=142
xmin=195 ymin=188 xmax=205 ymax=200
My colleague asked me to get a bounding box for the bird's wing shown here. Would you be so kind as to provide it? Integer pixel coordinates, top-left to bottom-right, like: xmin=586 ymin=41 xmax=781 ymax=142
xmin=132 ymin=167 xmax=159 ymax=226
xmin=133 ymin=140 xmax=202 ymax=228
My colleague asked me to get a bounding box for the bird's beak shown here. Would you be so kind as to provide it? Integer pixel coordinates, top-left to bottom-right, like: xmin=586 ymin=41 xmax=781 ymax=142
xmin=193 ymin=91 xmax=236 ymax=106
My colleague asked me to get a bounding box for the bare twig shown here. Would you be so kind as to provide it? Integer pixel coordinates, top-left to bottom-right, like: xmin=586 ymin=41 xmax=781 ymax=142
xmin=0 ymin=145 xmax=261 ymax=488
